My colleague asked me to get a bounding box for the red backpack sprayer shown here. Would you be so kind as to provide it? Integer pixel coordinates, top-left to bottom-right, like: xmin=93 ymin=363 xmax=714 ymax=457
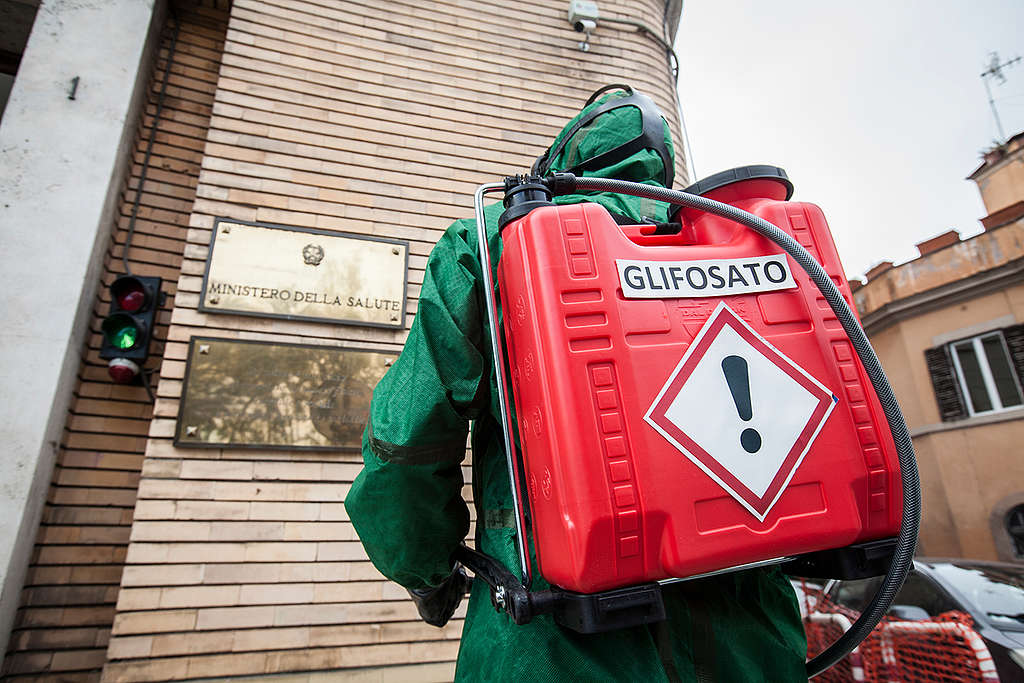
xmin=454 ymin=161 xmax=920 ymax=678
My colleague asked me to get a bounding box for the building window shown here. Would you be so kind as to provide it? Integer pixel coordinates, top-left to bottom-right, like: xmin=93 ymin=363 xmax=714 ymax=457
xmin=1008 ymin=505 xmax=1024 ymax=559
xmin=949 ymin=332 xmax=1023 ymax=415
xmin=925 ymin=325 xmax=1024 ymax=421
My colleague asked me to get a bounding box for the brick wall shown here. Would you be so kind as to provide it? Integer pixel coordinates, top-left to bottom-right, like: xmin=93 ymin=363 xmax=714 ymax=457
xmin=32 ymin=0 xmax=682 ymax=680
xmin=1 ymin=6 xmax=230 ymax=681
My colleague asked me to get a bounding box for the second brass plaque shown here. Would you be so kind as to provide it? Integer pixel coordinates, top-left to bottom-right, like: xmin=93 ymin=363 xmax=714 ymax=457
xmin=177 ymin=337 xmax=394 ymax=450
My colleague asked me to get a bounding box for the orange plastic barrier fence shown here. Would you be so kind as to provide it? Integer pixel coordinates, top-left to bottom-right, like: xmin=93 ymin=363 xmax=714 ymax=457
xmin=795 ymin=580 xmax=999 ymax=682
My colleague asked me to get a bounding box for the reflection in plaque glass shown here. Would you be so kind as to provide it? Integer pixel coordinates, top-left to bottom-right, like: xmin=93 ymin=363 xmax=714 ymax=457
xmin=200 ymin=219 xmax=409 ymax=328
xmin=176 ymin=337 xmax=394 ymax=450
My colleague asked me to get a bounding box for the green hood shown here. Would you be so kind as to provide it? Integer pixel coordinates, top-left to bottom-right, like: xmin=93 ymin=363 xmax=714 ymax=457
xmin=540 ymin=87 xmax=677 ymax=222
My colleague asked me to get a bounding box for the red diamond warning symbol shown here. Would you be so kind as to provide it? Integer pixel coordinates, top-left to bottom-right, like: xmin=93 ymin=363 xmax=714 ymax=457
xmin=645 ymin=302 xmax=837 ymax=521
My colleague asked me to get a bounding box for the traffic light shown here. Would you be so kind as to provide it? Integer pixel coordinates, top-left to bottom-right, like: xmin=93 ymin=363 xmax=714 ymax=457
xmin=100 ymin=275 xmax=162 ymax=383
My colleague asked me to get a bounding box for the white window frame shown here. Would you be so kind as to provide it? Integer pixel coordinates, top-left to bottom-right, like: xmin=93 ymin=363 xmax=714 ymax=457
xmin=949 ymin=331 xmax=1024 ymax=416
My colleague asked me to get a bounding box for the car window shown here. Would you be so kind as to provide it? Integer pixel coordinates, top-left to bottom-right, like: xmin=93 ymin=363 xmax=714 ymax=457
xmin=833 ymin=576 xmax=883 ymax=613
xmin=930 ymin=563 xmax=1024 ymax=632
xmin=891 ymin=572 xmax=958 ymax=616
xmin=830 ymin=571 xmax=957 ymax=618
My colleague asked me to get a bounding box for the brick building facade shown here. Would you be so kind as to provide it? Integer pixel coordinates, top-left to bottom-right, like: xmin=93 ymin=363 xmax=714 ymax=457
xmin=0 ymin=0 xmax=685 ymax=679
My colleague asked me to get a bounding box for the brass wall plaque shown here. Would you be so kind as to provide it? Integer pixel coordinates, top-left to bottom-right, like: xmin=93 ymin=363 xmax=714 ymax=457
xmin=200 ymin=219 xmax=409 ymax=328
xmin=176 ymin=337 xmax=394 ymax=450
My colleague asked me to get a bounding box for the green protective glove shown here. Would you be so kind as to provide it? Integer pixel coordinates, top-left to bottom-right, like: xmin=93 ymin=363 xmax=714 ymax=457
xmin=407 ymin=564 xmax=470 ymax=627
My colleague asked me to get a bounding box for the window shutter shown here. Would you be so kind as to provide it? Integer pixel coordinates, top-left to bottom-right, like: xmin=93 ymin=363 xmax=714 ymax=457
xmin=924 ymin=346 xmax=967 ymax=421
xmin=1003 ymin=324 xmax=1024 ymax=383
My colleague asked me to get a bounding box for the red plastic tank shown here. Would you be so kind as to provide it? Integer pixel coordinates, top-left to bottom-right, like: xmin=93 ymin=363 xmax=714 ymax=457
xmin=497 ymin=172 xmax=902 ymax=594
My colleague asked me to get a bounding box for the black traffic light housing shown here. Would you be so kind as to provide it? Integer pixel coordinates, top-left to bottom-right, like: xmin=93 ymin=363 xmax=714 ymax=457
xmin=100 ymin=275 xmax=162 ymax=383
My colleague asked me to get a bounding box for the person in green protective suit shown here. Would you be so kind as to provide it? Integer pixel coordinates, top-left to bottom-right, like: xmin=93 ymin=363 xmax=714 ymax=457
xmin=345 ymin=85 xmax=808 ymax=682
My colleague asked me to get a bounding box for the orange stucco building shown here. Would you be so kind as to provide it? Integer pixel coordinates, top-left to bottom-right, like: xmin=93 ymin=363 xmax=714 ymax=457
xmin=852 ymin=132 xmax=1024 ymax=563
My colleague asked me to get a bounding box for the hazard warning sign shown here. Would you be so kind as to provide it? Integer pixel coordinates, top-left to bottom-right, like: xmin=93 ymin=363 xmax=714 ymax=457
xmin=645 ymin=302 xmax=837 ymax=521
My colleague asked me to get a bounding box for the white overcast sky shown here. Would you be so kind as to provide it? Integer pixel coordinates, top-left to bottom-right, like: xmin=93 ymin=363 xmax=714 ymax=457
xmin=674 ymin=0 xmax=1024 ymax=279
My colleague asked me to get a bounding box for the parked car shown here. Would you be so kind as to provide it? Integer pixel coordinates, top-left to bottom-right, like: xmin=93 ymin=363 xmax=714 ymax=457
xmin=819 ymin=558 xmax=1024 ymax=681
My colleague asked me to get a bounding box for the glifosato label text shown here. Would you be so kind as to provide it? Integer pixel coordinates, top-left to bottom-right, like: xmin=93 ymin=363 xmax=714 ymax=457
xmin=616 ymin=254 xmax=796 ymax=299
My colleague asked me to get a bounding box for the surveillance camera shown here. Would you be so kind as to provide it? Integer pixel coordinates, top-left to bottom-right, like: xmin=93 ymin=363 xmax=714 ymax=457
xmin=574 ymin=19 xmax=596 ymax=33
xmin=568 ymin=0 xmax=599 ymax=32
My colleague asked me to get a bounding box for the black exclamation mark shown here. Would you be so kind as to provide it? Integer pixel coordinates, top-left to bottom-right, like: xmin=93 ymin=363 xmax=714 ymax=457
xmin=722 ymin=355 xmax=762 ymax=454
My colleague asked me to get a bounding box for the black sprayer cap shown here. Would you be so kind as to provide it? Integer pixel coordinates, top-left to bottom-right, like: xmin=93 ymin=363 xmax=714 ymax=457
xmin=682 ymin=164 xmax=794 ymax=200
xmin=498 ymin=176 xmax=554 ymax=231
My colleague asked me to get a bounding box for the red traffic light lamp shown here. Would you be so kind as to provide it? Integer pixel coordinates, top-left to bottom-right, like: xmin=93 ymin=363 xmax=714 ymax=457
xmin=107 ymin=358 xmax=142 ymax=384
xmin=100 ymin=275 xmax=162 ymax=384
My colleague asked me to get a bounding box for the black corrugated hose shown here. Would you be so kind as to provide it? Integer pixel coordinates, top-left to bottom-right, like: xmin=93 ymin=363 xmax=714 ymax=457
xmin=557 ymin=175 xmax=921 ymax=679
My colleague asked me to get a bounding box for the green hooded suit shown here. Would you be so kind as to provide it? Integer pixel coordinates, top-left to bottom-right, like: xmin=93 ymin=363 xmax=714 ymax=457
xmin=345 ymin=90 xmax=808 ymax=681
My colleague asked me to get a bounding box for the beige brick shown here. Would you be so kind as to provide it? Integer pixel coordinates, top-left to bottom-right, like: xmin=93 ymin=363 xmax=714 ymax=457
xmin=318 ymin=503 xmax=348 ymax=521
xmin=313 ymin=562 xmax=380 ymax=582
xmin=126 ymin=542 xmax=246 ymax=564
xmin=244 ymin=674 xmax=310 ymax=683
xmin=141 ymin=458 xmax=182 ymax=478
xmin=138 ymin=478 xmax=214 ymax=500
xmin=212 ymin=481 xmax=286 ymax=500
xmin=272 ymin=600 xmax=418 ymax=627
xmin=249 ymin=501 xmax=320 ymax=520
xmin=315 ymin=541 xmax=367 ymax=561
xmin=379 ymin=662 xmax=457 ymax=683
xmin=238 ymin=583 xmax=314 ymax=605
xmin=195 ymin=605 xmax=275 ymax=631
xmin=160 ymin=584 xmax=240 ymax=608
xmin=273 ymin=563 xmax=315 ymax=583
xmin=307 ymin=623 xmax=382 ymax=648
xmin=283 ymin=522 xmax=351 ymax=541
xmin=116 ymin=588 xmax=162 ymax=611
xmin=150 ymin=629 xmax=235 ymax=657
xmin=176 ymin=500 xmax=250 ymax=520
xmin=112 ymin=609 xmax=197 ymax=635
xmin=121 ymin=564 xmax=204 ymax=587
xmin=103 ymin=657 xmax=190 ymax=682
xmin=244 ymin=542 xmax=317 ymax=562
xmin=253 ymin=461 xmax=321 ymax=480
xmin=180 ymin=459 xmax=254 ymax=480
xmin=262 ymin=646 xmax=342 ymax=674
xmin=106 ymin=635 xmax=154 ymax=659
xmin=130 ymin=521 xmax=211 ymax=542
xmin=123 ymin=543 xmax=169 ymax=564
xmin=185 ymin=651 xmax=267 ymax=679
xmin=377 ymin=619 xmax=463 ymax=645
xmin=202 ymin=562 xmax=280 ymax=584
xmin=320 ymin=462 xmax=362 ymax=481
xmin=232 ymin=626 xmax=310 ymax=652
xmin=131 ymin=500 xmax=176 ymax=520
xmin=312 ymin=582 xmax=380 ymax=603
xmin=209 ymin=521 xmax=284 ymax=541
xmin=285 ymin=482 xmax=346 ymax=502
xmin=380 ymin=582 xmax=407 ymax=600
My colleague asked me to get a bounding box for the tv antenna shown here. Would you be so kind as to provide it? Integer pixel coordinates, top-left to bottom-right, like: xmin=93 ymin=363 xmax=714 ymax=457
xmin=981 ymin=51 xmax=1021 ymax=142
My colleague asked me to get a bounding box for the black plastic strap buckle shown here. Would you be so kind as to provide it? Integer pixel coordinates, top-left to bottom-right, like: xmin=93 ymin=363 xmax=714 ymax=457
xmin=454 ymin=544 xmax=667 ymax=633
xmin=782 ymin=537 xmax=898 ymax=580
xmin=553 ymin=583 xmax=667 ymax=634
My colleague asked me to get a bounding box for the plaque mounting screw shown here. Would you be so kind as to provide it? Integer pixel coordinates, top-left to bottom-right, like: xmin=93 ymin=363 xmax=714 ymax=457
xmin=222 ymin=225 xmax=231 ymax=234
xmin=185 ymin=425 xmax=198 ymax=437
xmin=209 ymin=295 xmax=220 ymax=304
xmin=391 ymin=315 xmax=399 ymax=322
xmin=198 ymin=344 xmax=211 ymax=355
xmin=392 ymin=247 xmax=400 ymax=255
